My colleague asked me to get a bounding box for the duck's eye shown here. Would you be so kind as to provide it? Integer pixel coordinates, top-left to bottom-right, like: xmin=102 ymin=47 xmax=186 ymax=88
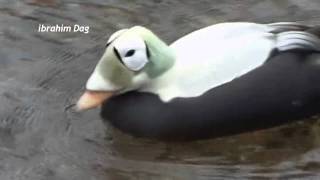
xmin=125 ymin=49 xmax=135 ymax=57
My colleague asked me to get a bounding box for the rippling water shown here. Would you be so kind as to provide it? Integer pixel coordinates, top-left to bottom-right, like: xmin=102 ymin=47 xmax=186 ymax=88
xmin=1 ymin=0 xmax=320 ymax=179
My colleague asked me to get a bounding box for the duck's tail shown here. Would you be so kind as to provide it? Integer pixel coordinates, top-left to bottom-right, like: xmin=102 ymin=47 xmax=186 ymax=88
xmin=268 ymin=22 xmax=320 ymax=52
xmin=268 ymin=22 xmax=310 ymax=33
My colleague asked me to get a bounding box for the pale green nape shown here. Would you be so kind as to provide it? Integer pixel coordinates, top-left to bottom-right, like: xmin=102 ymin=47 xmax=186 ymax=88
xmin=131 ymin=26 xmax=176 ymax=78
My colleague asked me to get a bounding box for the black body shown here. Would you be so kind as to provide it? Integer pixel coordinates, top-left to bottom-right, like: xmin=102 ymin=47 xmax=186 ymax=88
xmin=101 ymin=51 xmax=320 ymax=141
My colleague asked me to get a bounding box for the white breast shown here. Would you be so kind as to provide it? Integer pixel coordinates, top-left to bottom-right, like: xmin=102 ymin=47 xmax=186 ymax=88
xmin=143 ymin=22 xmax=277 ymax=102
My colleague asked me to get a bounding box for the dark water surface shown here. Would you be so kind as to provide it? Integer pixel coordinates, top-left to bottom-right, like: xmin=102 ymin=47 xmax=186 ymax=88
xmin=1 ymin=0 xmax=320 ymax=179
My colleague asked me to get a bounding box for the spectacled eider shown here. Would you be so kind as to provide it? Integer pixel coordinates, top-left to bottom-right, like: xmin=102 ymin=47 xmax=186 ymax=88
xmin=76 ymin=22 xmax=320 ymax=141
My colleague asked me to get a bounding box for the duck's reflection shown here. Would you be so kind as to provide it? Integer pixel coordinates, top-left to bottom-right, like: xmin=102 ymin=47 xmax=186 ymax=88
xmin=104 ymin=119 xmax=320 ymax=178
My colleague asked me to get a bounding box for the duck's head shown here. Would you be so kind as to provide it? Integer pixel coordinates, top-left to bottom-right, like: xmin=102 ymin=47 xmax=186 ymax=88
xmin=76 ymin=26 xmax=175 ymax=111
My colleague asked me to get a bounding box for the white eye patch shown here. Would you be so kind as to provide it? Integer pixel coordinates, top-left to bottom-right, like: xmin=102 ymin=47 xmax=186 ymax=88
xmin=113 ymin=36 xmax=149 ymax=71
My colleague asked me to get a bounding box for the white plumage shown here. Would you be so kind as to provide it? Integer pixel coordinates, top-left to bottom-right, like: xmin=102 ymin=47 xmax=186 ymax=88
xmin=142 ymin=22 xmax=319 ymax=102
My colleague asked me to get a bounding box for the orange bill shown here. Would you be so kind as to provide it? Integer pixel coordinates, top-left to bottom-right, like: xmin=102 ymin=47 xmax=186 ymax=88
xmin=76 ymin=90 xmax=114 ymax=111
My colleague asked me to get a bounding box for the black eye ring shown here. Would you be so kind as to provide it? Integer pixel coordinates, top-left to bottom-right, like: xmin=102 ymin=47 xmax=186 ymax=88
xmin=125 ymin=49 xmax=135 ymax=57
xmin=105 ymin=42 xmax=111 ymax=48
xmin=113 ymin=47 xmax=122 ymax=63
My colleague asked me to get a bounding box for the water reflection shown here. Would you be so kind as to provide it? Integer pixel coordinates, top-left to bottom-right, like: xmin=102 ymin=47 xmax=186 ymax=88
xmin=106 ymin=120 xmax=320 ymax=179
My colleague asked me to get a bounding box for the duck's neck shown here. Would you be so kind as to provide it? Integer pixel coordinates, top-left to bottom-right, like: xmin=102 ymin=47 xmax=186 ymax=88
xmin=132 ymin=26 xmax=176 ymax=78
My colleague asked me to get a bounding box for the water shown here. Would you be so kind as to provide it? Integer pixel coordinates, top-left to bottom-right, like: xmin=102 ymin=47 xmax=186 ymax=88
xmin=1 ymin=0 xmax=320 ymax=179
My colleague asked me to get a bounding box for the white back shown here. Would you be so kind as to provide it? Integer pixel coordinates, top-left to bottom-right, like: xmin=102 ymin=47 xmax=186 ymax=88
xmin=141 ymin=22 xmax=277 ymax=102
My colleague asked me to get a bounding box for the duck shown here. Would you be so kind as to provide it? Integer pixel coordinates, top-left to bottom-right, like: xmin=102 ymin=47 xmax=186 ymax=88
xmin=76 ymin=22 xmax=320 ymax=141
